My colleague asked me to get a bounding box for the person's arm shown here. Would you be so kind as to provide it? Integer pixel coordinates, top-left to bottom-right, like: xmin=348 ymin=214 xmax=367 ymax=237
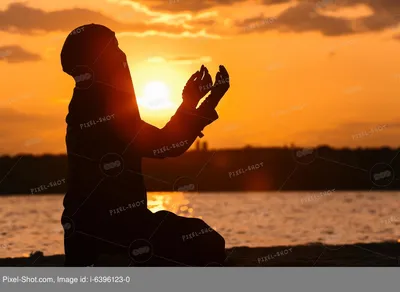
xmin=123 ymin=65 xmax=229 ymax=158
xmin=132 ymin=100 xmax=218 ymax=158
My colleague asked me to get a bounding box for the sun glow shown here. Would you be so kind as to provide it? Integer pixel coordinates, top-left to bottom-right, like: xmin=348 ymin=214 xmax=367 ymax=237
xmin=137 ymin=81 xmax=174 ymax=110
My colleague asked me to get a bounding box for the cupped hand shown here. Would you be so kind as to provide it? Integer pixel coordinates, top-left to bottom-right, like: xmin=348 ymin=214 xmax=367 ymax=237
xmin=182 ymin=65 xmax=213 ymax=108
xmin=211 ymin=65 xmax=230 ymax=98
xmin=202 ymin=65 xmax=230 ymax=109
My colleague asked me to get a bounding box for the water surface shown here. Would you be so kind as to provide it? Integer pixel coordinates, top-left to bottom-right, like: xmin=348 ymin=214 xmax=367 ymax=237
xmin=0 ymin=191 xmax=399 ymax=257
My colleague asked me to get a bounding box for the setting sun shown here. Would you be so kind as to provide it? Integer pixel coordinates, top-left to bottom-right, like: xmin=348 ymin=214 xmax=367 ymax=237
xmin=137 ymin=81 xmax=174 ymax=111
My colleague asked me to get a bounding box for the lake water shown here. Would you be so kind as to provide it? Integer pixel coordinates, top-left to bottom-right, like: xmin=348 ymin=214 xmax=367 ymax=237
xmin=0 ymin=191 xmax=399 ymax=258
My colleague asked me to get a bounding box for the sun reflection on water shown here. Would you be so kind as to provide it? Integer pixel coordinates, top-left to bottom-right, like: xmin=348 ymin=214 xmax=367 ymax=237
xmin=147 ymin=192 xmax=199 ymax=218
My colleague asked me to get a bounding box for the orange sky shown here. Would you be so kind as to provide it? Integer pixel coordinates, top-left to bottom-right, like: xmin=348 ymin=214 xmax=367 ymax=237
xmin=1 ymin=0 xmax=400 ymax=154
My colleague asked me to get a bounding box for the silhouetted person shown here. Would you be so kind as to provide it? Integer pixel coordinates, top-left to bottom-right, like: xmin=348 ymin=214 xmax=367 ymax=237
xmin=60 ymin=24 xmax=230 ymax=266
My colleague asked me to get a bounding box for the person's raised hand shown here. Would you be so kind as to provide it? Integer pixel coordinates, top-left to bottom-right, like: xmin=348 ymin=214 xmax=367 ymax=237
xmin=211 ymin=65 xmax=229 ymax=98
xmin=182 ymin=65 xmax=213 ymax=109
xmin=203 ymin=65 xmax=230 ymax=109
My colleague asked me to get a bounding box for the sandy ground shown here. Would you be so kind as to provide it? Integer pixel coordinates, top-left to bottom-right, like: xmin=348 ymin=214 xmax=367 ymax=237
xmin=1 ymin=241 xmax=399 ymax=267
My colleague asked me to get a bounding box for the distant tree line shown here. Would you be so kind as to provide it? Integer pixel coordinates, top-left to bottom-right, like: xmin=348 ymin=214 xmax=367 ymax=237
xmin=0 ymin=146 xmax=399 ymax=195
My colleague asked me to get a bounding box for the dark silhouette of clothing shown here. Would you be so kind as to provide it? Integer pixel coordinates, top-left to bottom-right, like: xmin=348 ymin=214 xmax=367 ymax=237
xmin=60 ymin=24 xmax=225 ymax=266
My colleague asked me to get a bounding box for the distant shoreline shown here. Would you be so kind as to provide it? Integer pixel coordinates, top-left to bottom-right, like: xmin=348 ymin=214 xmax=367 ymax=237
xmin=1 ymin=146 xmax=399 ymax=193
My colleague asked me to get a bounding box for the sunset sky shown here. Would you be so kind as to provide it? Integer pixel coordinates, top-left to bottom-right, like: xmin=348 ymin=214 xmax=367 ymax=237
xmin=1 ymin=0 xmax=400 ymax=154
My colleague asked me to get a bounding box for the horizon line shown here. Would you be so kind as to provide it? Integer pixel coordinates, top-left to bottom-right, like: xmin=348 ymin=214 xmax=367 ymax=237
xmin=0 ymin=144 xmax=399 ymax=157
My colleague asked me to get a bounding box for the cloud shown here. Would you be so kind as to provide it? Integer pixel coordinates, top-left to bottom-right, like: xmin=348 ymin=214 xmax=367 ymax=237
xmin=4 ymin=1 xmax=400 ymax=39
xmin=147 ymin=55 xmax=212 ymax=65
xmin=116 ymin=30 xmax=221 ymax=39
xmin=138 ymin=0 xmax=400 ymax=37
xmin=260 ymin=0 xmax=291 ymax=5
xmin=0 ymin=2 xmax=220 ymax=38
xmin=0 ymin=45 xmax=41 ymax=63
xmin=187 ymin=18 xmax=217 ymax=27
xmin=236 ymin=0 xmax=400 ymax=36
xmin=116 ymin=1 xmax=220 ymax=31
xmin=0 ymin=94 xmax=34 ymax=106
xmin=236 ymin=3 xmax=354 ymax=36
xmin=134 ymin=0 xmax=248 ymax=13
xmin=120 ymin=0 xmax=400 ymax=39
xmin=0 ymin=108 xmax=53 ymax=124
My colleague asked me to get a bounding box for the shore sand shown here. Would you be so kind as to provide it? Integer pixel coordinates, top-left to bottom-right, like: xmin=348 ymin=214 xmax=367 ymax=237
xmin=1 ymin=242 xmax=399 ymax=267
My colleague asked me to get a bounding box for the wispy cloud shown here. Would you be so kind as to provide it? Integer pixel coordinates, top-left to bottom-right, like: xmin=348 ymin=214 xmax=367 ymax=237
xmin=0 ymin=2 xmax=221 ymax=39
xmin=235 ymin=0 xmax=400 ymax=36
xmin=147 ymin=55 xmax=212 ymax=65
xmin=127 ymin=0 xmax=248 ymax=13
xmin=0 ymin=45 xmax=41 ymax=63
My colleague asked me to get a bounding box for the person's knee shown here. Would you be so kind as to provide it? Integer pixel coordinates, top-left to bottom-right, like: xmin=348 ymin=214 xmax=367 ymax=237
xmin=213 ymin=230 xmax=225 ymax=248
xmin=189 ymin=219 xmax=225 ymax=249
xmin=206 ymin=228 xmax=225 ymax=250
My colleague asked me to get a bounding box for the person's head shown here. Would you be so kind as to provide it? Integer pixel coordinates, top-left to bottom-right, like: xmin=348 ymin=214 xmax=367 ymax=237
xmin=60 ymin=24 xmax=133 ymax=93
